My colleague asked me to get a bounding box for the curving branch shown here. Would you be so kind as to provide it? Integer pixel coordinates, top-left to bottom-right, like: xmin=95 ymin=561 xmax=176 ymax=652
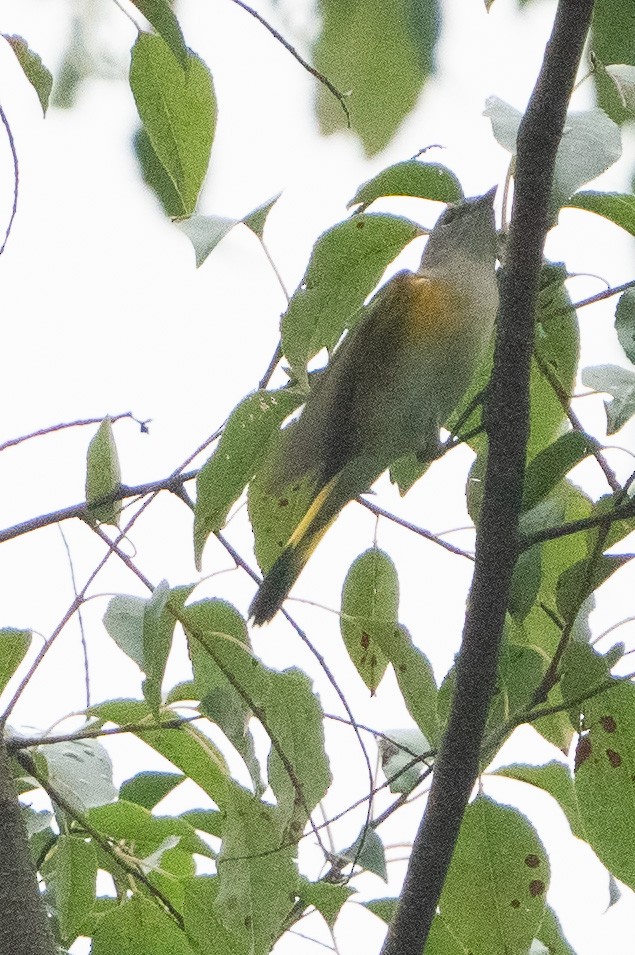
xmin=381 ymin=3 xmax=596 ymax=953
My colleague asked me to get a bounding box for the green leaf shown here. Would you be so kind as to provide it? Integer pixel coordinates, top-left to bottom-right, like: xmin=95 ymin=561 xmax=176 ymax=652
xmin=0 ymin=628 xmax=31 ymax=693
xmin=556 ymin=554 xmax=630 ymax=624
xmin=85 ymin=417 xmax=121 ymax=526
xmin=176 ymin=214 xmax=238 ymax=267
xmin=37 ymin=739 xmax=116 ymax=812
xmin=120 ymin=771 xmax=184 ymax=810
xmin=143 ymin=584 xmax=193 ymax=713
xmin=129 ymin=0 xmax=188 ymax=67
xmin=494 ymin=762 xmax=585 ymax=841
xmin=341 ymin=548 xmax=399 ymax=693
xmin=591 ymin=0 xmax=635 ymax=123
xmin=605 ymin=64 xmax=635 ymax=113
xmin=92 ymin=896 xmax=193 ymax=955
xmin=281 ymin=213 xmax=422 ymax=379
xmin=314 ymin=0 xmax=439 ymax=156
xmin=265 ymin=668 xmax=332 ymax=838
xmin=560 ymin=641 xmax=615 ymax=718
xmin=378 ymin=727 xmax=431 ymax=793
xmin=375 ymin=625 xmax=439 ymax=744
xmin=582 ymin=363 xmax=635 ymax=433
xmin=484 ymin=97 xmax=622 ymax=214
xmin=508 ymin=545 xmax=542 ymax=621
xmin=134 ymin=126 xmax=184 ymax=217
xmin=529 ymin=264 xmax=580 ymax=460
xmin=521 ymin=431 xmax=593 ymax=512
xmin=575 ymin=681 xmax=635 ymax=889
xmin=183 ymin=877 xmax=248 ymax=955
xmin=130 ymin=34 xmax=216 ymax=217
xmin=567 ymin=191 xmax=635 ymax=237
xmin=343 ymin=827 xmax=387 ymax=881
xmin=88 ymin=699 xmax=234 ymax=806
xmin=348 ymin=161 xmax=463 ymax=209
xmin=4 ymin=35 xmax=52 ymax=115
xmin=296 ymin=877 xmax=354 ymax=928
xmin=535 ymin=906 xmax=577 ymax=955
xmin=215 ymin=789 xmax=297 ymax=955
xmin=363 ymin=897 xmax=398 ymax=923
xmin=142 ymin=580 xmax=171 ymax=712
xmin=187 ymin=599 xmax=262 ymax=795
xmin=41 ymin=835 xmax=97 ymax=944
xmin=184 ymin=600 xmax=331 ymax=834
xmin=134 ymin=723 xmax=231 ymax=806
xmin=615 ymin=288 xmax=635 ymax=364
xmin=180 ymin=809 xmax=223 ymax=838
xmin=242 ymin=194 xmax=282 ymax=240
xmin=439 ymin=796 xmax=549 ymax=955
xmin=88 ymin=800 xmax=213 ymax=859
xmin=103 ymin=595 xmax=146 ymax=667
xmin=194 ymin=388 xmax=303 ymax=567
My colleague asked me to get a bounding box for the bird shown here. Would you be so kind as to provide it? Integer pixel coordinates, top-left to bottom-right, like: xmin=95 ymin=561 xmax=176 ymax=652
xmin=249 ymin=188 xmax=499 ymax=625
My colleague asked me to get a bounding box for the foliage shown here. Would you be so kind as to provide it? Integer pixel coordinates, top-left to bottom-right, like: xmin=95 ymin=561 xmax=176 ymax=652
xmin=3 ymin=2 xmax=635 ymax=955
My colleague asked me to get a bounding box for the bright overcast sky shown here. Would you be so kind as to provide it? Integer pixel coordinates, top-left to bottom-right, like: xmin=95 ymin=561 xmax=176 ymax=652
xmin=2 ymin=1 xmax=635 ymax=953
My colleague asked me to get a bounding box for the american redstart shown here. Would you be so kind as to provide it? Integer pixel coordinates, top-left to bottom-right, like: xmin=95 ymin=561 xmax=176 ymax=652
xmin=250 ymin=188 xmax=498 ymax=625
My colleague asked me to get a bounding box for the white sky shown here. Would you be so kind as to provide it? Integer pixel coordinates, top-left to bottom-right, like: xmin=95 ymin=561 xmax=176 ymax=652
xmin=2 ymin=1 xmax=635 ymax=953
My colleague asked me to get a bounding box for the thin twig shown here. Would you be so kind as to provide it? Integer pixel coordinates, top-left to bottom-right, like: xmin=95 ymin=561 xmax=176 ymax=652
xmin=533 ymin=346 xmax=620 ymax=493
xmin=0 ymin=102 xmax=19 ymax=256
xmin=358 ymin=497 xmax=474 ymax=560
xmin=228 ymin=0 xmax=351 ymax=127
xmin=0 ymin=412 xmax=146 ymax=453
xmin=58 ymin=525 xmax=91 ymax=709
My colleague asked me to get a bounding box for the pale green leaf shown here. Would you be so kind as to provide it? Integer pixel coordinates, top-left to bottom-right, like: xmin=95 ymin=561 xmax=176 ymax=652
xmin=379 ymin=727 xmax=431 ymax=793
xmin=183 ymin=877 xmax=248 ymax=955
xmin=615 ymin=288 xmax=635 ymax=363
xmin=87 ymin=800 xmax=212 ymax=859
xmin=343 ymin=828 xmax=387 ymax=881
xmin=439 ymin=796 xmax=549 ymax=955
xmin=176 ymin=214 xmax=238 ymax=267
xmin=41 ymin=835 xmax=97 ymax=944
xmin=297 ymin=877 xmax=354 ymax=928
xmin=583 ymin=364 xmax=635 ymax=433
xmin=38 ymin=738 xmax=117 ymax=812
xmin=215 ymin=789 xmax=296 ymax=955
xmin=92 ymin=896 xmax=193 ymax=955
xmin=575 ymin=681 xmax=635 ymax=889
xmin=340 ymin=548 xmax=398 ymax=693
xmin=484 ymin=97 xmax=622 ymax=213
xmin=494 ymin=762 xmax=585 ymax=840
xmin=85 ymin=417 xmax=121 ymax=526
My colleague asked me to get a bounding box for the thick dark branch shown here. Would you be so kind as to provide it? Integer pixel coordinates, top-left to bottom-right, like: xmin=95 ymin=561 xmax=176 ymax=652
xmin=0 ymin=738 xmax=57 ymax=955
xmin=381 ymin=3 xmax=595 ymax=953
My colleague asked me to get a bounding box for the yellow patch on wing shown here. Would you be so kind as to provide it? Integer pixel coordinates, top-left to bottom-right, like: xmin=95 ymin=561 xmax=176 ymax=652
xmin=288 ymin=475 xmax=338 ymax=557
xmin=401 ymin=275 xmax=468 ymax=344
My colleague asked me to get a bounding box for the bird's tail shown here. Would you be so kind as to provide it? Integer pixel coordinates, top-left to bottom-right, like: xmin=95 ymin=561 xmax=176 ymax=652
xmin=249 ymin=477 xmax=338 ymax=625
